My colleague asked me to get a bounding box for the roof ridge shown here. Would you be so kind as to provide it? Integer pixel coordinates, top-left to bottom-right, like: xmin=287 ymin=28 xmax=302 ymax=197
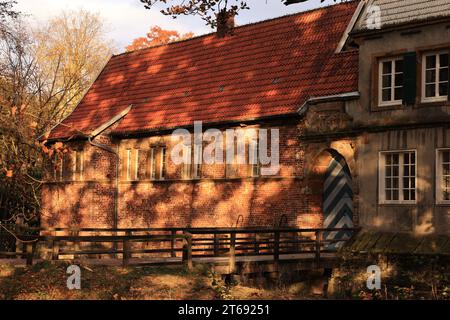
xmin=114 ymin=0 xmax=360 ymax=58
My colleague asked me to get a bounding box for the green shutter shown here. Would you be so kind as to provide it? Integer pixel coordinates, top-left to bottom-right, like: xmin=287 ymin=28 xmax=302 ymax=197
xmin=403 ymin=52 xmax=417 ymax=105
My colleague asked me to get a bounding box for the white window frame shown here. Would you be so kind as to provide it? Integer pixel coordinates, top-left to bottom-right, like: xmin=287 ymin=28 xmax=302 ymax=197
xmin=159 ymin=147 xmax=166 ymax=180
xmin=378 ymin=150 xmax=417 ymax=204
xmin=192 ymin=144 xmax=202 ymax=179
xmin=182 ymin=144 xmax=192 ymax=180
xmin=249 ymin=136 xmax=260 ymax=177
xmin=126 ymin=149 xmax=132 ymax=181
xmin=436 ymin=148 xmax=450 ymax=204
xmin=72 ymin=151 xmax=77 ymax=181
xmin=53 ymin=153 xmax=62 ymax=181
xmin=378 ymin=57 xmax=404 ymax=107
xmin=59 ymin=155 xmax=63 ymax=181
xmin=149 ymin=148 xmax=156 ymax=180
xmin=134 ymin=149 xmax=140 ymax=181
xmin=79 ymin=150 xmax=84 ymax=180
xmin=421 ymin=50 xmax=449 ymax=103
xmin=72 ymin=150 xmax=84 ymax=181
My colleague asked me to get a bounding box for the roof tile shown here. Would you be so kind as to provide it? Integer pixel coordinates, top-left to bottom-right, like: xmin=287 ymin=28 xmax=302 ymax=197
xmin=49 ymin=1 xmax=359 ymax=139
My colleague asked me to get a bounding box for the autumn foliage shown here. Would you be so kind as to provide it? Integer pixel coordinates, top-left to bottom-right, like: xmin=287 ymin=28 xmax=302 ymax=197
xmin=0 ymin=8 xmax=114 ymax=223
xmin=126 ymin=26 xmax=193 ymax=52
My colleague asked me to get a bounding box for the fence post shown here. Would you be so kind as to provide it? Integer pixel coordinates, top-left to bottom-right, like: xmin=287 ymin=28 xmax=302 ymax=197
xmin=171 ymin=230 xmax=177 ymax=258
xmin=26 ymin=242 xmax=34 ymax=266
xmin=213 ymin=233 xmax=219 ymax=256
xmin=274 ymin=231 xmax=280 ymax=263
xmin=229 ymin=232 xmax=236 ymax=274
xmin=183 ymin=232 xmax=193 ymax=271
xmin=315 ymin=230 xmax=321 ymax=268
xmin=52 ymin=239 xmax=59 ymax=261
xmin=254 ymin=233 xmax=259 ymax=254
xmin=73 ymin=228 xmax=80 ymax=260
xmin=123 ymin=238 xmax=130 ymax=267
xmin=21 ymin=242 xmax=26 ymax=259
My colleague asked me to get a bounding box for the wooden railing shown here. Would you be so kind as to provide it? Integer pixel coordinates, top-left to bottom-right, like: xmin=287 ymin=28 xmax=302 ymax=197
xmin=0 ymin=226 xmax=360 ymax=269
xmin=184 ymin=227 xmax=359 ymax=271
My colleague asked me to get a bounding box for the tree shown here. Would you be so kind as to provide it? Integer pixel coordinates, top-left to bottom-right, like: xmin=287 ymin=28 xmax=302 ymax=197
xmin=126 ymin=25 xmax=194 ymax=51
xmin=0 ymin=10 xmax=115 ymax=223
xmin=32 ymin=10 xmax=115 ymax=129
xmin=0 ymin=1 xmax=18 ymax=22
xmin=140 ymin=0 xmax=332 ymax=33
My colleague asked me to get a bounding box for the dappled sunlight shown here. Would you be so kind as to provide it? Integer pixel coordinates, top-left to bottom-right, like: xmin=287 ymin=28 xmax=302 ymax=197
xmin=47 ymin=2 xmax=359 ymax=140
xmin=414 ymin=209 xmax=436 ymax=235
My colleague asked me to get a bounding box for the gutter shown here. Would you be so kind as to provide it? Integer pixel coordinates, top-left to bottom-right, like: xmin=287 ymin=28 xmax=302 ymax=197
xmin=349 ymin=15 xmax=450 ymax=38
xmin=297 ymin=91 xmax=360 ymax=116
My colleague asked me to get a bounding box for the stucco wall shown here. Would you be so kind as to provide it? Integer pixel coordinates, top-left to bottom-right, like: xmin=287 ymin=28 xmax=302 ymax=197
xmin=357 ymin=127 xmax=450 ymax=235
xmin=351 ymin=22 xmax=450 ymax=127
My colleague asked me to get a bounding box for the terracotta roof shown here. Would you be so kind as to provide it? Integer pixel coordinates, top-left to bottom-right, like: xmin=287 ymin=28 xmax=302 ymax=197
xmin=48 ymin=1 xmax=360 ymax=140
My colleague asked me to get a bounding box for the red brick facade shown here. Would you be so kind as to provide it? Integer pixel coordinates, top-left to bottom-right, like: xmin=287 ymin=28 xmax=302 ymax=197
xmin=41 ymin=3 xmax=361 ymax=231
xmin=41 ymin=114 xmax=360 ymax=230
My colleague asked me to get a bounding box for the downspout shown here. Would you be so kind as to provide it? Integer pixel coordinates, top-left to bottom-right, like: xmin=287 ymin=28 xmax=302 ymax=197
xmin=85 ymin=104 xmax=133 ymax=230
xmin=87 ymin=137 xmax=119 ymax=230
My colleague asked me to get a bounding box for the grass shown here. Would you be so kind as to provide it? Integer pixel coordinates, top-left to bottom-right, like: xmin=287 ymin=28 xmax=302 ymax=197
xmin=0 ymin=262 xmax=322 ymax=300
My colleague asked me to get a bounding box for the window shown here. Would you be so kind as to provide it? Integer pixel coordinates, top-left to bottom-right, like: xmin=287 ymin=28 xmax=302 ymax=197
xmin=249 ymin=137 xmax=260 ymax=177
xmin=182 ymin=144 xmax=202 ymax=179
xmin=193 ymin=144 xmax=202 ymax=179
xmin=379 ymin=151 xmax=416 ymax=204
xmin=53 ymin=153 xmax=63 ymax=181
xmin=436 ymin=149 xmax=450 ymax=203
xmin=182 ymin=144 xmax=191 ymax=179
xmin=422 ymin=51 xmax=449 ymax=102
xmin=126 ymin=149 xmax=132 ymax=181
xmin=226 ymin=133 xmax=239 ymax=178
xmin=159 ymin=147 xmax=166 ymax=180
xmin=134 ymin=149 xmax=140 ymax=180
xmin=378 ymin=57 xmax=403 ymax=106
xmin=147 ymin=146 xmax=166 ymax=181
xmin=149 ymin=148 xmax=156 ymax=180
xmin=72 ymin=150 xmax=84 ymax=181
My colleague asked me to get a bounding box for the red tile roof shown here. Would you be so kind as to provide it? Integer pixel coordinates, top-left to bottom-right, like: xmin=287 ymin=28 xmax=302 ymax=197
xmin=48 ymin=1 xmax=359 ymax=140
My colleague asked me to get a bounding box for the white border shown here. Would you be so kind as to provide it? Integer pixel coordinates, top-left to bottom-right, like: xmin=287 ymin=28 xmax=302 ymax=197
xmin=378 ymin=57 xmax=403 ymax=107
xmin=421 ymin=50 xmax=448 ymax=103
xmin=378 ymin=149 xmax=417 ymax=205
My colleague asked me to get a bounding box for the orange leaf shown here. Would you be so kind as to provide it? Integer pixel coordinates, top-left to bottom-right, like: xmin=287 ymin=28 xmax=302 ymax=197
xmin=6 ymin=170 xmax=13 ymax=178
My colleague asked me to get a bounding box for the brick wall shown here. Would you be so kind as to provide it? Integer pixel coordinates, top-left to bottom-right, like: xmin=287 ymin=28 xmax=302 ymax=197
xmin=41 ymin=118 xmax=353 ymax=230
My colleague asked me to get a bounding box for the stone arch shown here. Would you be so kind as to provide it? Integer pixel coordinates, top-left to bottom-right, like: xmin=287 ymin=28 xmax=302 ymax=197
xmin=306 ymin=148 xmax=353 ymax=227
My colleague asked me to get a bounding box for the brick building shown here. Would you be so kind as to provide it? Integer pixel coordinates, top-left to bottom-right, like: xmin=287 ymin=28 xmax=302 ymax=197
xmin=42 ymin=1 xmax=359 ymax=233
xmin=41 ymin=0 xmax=450 ymax=239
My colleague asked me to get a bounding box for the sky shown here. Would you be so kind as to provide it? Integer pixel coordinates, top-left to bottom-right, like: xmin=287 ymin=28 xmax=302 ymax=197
xmin=15 ymin=0 xmax=333 ymax=52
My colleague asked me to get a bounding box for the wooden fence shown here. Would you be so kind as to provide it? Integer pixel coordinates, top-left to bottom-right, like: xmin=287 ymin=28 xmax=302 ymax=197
xmin=0 ymin=226 xmax=360 ymax=270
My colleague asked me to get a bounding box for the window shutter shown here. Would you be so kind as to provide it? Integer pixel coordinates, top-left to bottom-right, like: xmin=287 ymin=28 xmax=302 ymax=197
xmin=448 ymin=47 xmax=450 ymax=101
xmin=403 ymin=52 xmax=417 ymax=105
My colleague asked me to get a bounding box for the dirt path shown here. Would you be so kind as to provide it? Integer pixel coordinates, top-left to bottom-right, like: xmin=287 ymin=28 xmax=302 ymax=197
xmin=0 ymin=261 xmax=321 ymax=300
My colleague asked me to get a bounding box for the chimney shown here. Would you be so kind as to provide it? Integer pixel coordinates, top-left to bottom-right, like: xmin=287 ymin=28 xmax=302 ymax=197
xmin=216 ymin=9 xmax=235 ymax=37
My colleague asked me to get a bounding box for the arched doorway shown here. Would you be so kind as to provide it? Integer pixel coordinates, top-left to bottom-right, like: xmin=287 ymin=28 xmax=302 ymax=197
xmin=322 ymin=150 xmax=353 ymax=248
